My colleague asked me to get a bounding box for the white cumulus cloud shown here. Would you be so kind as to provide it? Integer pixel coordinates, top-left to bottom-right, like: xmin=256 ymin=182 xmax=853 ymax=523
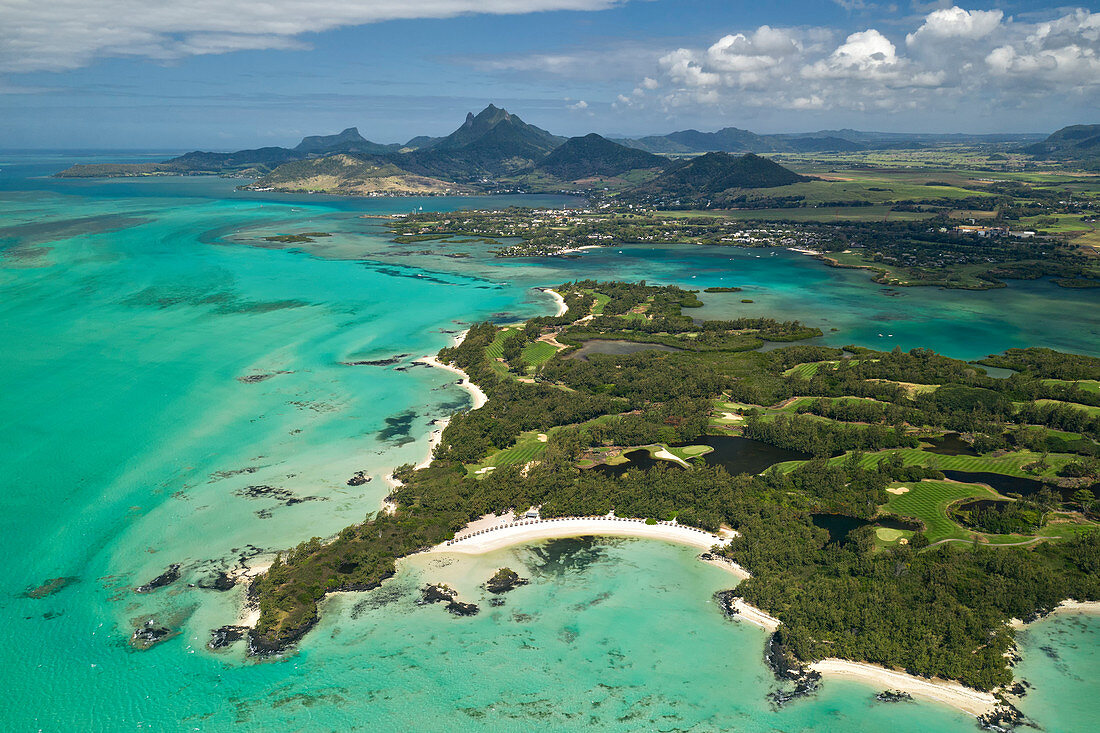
xmin=906 ymin=7 xmax=1003 ymax=46
xmin=0 ymin=0 xmax=633 ymax=73
xmin=619 ymin=7 xmax=1100 ymax=117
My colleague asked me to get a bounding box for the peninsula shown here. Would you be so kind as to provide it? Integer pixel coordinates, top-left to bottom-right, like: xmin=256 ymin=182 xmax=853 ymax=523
xmin=235 ymin=279 xmax=1100 ymax=721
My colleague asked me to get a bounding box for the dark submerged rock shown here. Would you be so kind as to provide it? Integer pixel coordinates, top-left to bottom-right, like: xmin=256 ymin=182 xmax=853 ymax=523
xmin=341 ymin=354 xmax=410 ymax=367
xmin=135 ymin=564 xmax=181 ymax=593
xmin=237 ymin=371 xmax=291 ymax=383
xmin=195 ymin=571 xmax=236 ymax=591
xmin=489 ymin=598 xmax=506 ymax=607
xmin=20 ymin=576 xmax=79 ymax=599
xmin=208 ymin=625 xmax=248 ymax=650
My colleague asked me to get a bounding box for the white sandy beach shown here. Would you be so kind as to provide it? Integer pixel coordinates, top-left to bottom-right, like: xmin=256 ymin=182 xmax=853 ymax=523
xmin=229 ymin=561 xmax=272 ymax=627
xmin=809 ymin=659 xmax=999 ymax=717
xmin=1009 ymin=598 xmax=1100 ymax=628
xmin=414 ymin=418 xmax=450 ymax=470
xmin=415 ymin=353 xmax=488 ymax=410
xmin=542 ymin=287 xmax=568 ymax=317
xmin=432 ymin=515 xmax=730 ymax=555
xmin=730 ymin=598 xmax=780 ymax=631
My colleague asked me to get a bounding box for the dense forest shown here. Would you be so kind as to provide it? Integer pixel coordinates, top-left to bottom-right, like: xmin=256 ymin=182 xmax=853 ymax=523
xmin=249 ymin=281 xmax=1099 ymax=694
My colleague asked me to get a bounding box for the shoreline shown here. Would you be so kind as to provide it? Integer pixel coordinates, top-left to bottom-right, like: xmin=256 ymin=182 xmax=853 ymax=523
xmin=808 ymin=659 xmax=999 ymax=718
xmin=414 ymin=352 xmax=488 ymax=411
xmin=431 ymin=515 xmax=730 ymax=555
xmin=414 ymin=418 xmax=451 ymax=470
xmin=1009 ymin=598 xmax=1100 ymax=628
xmin=541 ymin=287 xmax=568 ymax=317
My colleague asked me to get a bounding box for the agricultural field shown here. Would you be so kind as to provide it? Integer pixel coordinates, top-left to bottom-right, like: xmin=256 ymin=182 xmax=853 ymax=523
xmin=687 ymin=205 xmax=935 ymax=223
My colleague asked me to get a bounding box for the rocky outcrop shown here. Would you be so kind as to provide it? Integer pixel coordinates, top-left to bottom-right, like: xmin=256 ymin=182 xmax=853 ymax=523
xmin=131 ymin=619 xmax=177 ymax=650
xmin=419 ymin=583 xmax=480 ymax=616
xmin=346 ymin=471 xmax=372 ymax=487
xmin=876 ymin=690 xmax=913 ymax=703
xmin=764 ymin=636 xmax=821 ymax=707
xmin=208 ymin=625 xmax=249 ymax=650
xmin=486 ymin=567 xmax=528 ymax=594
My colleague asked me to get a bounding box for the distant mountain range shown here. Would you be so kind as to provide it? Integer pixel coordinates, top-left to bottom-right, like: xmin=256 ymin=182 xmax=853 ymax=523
xmin=53 ymin=107 xmax=1093 ymax=196
xmin=612 ymin=127 xmax=1045 ymax=155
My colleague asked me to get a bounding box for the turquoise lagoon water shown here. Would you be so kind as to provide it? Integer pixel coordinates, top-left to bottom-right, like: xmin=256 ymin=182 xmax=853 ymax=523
xmin=1 ymin=154 xmax=1097 ymax=731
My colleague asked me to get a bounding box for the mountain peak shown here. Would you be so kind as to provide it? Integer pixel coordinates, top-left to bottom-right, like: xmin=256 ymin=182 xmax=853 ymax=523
xmin=294 ymin=126 xmax=372 ymax=153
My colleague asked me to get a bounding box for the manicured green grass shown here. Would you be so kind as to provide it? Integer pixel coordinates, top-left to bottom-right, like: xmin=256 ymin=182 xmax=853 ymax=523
xmin=776 ymin=448 xmax=1076 ymax=477
xmin=865 ymin=379 xmax=940 ymax=395
xmin=783 ymin=359 xmax=874 ymax=379
xmin=784 ymin=361 xmax=826 ymax=379
xmin=667 ymin=444 xmax=713 ymax=461
xmin=485 ymin=328 xmax=514 ymax=360
xmin=583 ymin=289 xmax=611 ymax=315
xmin=467 ymin=429 xmax=549 ymax=477
xmin=884 ymin=480 xmax=997 ymax=543
xmin=1033 ymin=399 xmax=1100 ymax=417
xmin=522 ymin=340 xmax=560 ymax=367
xmin=1043 ymin=379 xmax=1100 ymax=395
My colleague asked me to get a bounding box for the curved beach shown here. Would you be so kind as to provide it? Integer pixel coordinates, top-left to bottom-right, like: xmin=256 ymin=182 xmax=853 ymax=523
xmin=809 ymin=659 xmax=999 ymax=717
xmin=414 ymin=352 xmax=488 ymax=410
xmin=433 ymin=515 xmax=730 ymax=555
xmin=542 ymin=287 xmax=568 ymax=317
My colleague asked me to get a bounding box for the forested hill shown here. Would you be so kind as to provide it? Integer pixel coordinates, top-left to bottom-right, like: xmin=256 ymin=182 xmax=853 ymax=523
xmin=1020 ymin=124 xmax=1100 ymax=169
xmin=247 ymin=154 xmax=469 ymax=196
xmin=533 ymin=133 xmax=666 ymax=180
xmin=622 ymin=152 xmax=811 ymax=205
xmin=294 ymin=127 xmax=401 ymax=155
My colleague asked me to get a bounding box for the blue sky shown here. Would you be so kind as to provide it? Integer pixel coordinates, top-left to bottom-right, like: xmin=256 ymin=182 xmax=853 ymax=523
xmin=1 ymin=0 xmax=1097 ymax=149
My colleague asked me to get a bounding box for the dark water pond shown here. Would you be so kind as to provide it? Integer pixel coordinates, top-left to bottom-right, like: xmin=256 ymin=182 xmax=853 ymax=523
xmin=590 ymin=448 xmax=684 ymax=477
xmin=590 ymin=436 xmax=807 ymax=478
xmin=695 ymin=435 xmax=811 ymax=475
xmin=940 ymin=470 xmax=1060 ymax=498
xmin=569 ymin=339 xmax=683 ymax=361
xmin=977 ymin=365 xmax=1017 ymax=379
xmin=924 ymin=433 xmax=978 ymax=456
xmin=810 ymin=513 xmax=921 ymax=543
